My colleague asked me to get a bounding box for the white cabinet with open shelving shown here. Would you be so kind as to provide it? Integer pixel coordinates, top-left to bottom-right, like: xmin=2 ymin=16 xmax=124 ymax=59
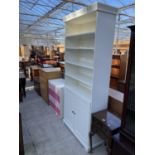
xmin=65 ymin=76 xmax=92 ymax=102
xmin=65 ymin=63 xmax=93 ymax=86
xmin=65 ymin=49 xmax=94 ymax=69
xmin=63 ymin=2 xmax=118 ymax=152
xmin=65 ymin=11 xmax=96 ymax=36
xmin=65 ymin=33 xmax=95 ymax=49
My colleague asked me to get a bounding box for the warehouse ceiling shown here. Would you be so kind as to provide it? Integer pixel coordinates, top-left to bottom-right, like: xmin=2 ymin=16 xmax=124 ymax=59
xmin=19 ymin=0 xmax=135 ymax=46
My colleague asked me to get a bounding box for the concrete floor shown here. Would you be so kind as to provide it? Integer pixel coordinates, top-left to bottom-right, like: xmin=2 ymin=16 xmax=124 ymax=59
xmin=19 ymin=80 xmax=108 ymax=155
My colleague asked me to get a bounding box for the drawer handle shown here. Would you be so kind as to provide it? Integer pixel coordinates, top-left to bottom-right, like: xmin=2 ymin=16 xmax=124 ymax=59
xmin=72 ymin=111 xmax=76 ymax=115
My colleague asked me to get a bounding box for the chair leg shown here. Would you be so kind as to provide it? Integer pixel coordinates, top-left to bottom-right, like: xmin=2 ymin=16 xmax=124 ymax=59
xmin=89 ymin=132 xmax=93 ymax=153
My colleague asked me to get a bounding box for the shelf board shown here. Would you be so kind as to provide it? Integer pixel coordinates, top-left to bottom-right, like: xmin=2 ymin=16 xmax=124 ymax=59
xmin=112 ymin=54 xmax=121 ymax=59
xmin=65 ymin=85 xmax=91 ymax=103
xmin=111 ymin=74 xmax=120 ymax=79
xmin=111 ymin=65 xmax=120 ymax=68
xmin=65 ymin=61 xmax=93 ymax=70
xmin=66 ymin=47 xmax=94 ymax=50
xmin=65 ymin=73 xmax=92 ymax=87
xmin=66 ymin=32 xmax=95 ymax=38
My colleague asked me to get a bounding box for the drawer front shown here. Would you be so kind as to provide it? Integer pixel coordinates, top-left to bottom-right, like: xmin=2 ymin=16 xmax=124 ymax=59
xmin=93 ymin=118 xmax=111 ymax=137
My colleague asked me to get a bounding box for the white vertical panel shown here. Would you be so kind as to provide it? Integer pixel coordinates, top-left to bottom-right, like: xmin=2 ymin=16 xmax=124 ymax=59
xmin=92 ymin=11 xmax=117 ymax=113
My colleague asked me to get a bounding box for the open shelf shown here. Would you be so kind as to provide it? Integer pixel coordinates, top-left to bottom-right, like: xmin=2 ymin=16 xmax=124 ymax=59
xmin=65 ymin=33 xmax=95 ymax=49
xmin=66 ymin=32 xmax=95 ymax=38
xmin=65 ymin=61 xmax=93 ymax=70
xmin=65 ymin=50 xmax=94 ymax=69
xmin=65 ymin=12 xmax=96 ymax=36
xmin=65 ymin=47 xmax=94 ymax=50
xmin=65 ymin=75 xmax=92 ymax=102
xmin=65 ymin=73 xmax=92 ymax=88
xmin=65 ymin=12 xmax=96 ymax=25
xmin=65 ymin=63 xmax=93 ymax=87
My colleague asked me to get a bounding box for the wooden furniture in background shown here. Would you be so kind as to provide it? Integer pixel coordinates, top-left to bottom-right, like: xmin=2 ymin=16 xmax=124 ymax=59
xmin=30 ymin=65 xmax=41 ymax=95
xmin=90 ymin=110 xmax=121 ymax=155
xmin=108 ymin=88 xmax=124 ymax=118
xmin=58 ymin=61 xmax=65 ymax=78
xmin=59 ymin=52 xmax=64 ymax=61
xmin=30 ymin=65 xmax=40 ymax=81
xmin=111 ymin=55 xmax=121 ymax=79
xmin=108 ymin=96 xmax=123 ymax=118
xmin=39 ymin=68 xmax=61 ymax=103
xmin=110 ymin=53 xmax=128 ymax=93
xmin=42 ymin=59 xmax=57 ymax=66
xmin=34 ymin=76 xmax=41 ymax=96
xmin=111 ymin=25 xmax=135 ymax=155
xmin=120 ymin=25 xmax=135 ymax=143
xmin=113 ymin=41 xmax=129 ymax=54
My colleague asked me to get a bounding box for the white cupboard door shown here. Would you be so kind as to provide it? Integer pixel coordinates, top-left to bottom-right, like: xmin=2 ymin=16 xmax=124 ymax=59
xmin=73 ymin=98 xmax=90 ymax=140
xmin=64 ymin=88 xmax=73 ymax=127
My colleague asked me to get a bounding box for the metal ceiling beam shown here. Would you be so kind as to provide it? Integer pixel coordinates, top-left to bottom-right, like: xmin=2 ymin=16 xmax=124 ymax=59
xmin=116 ymin=18 xmax=134 ymax=25
xmin=20 ymin=0 xmax=52 ymax=8
xmin=20 ymin=23 xmax=31 ymax=26
xmin=19 ymin=19 xmax=60 ymax=25
xmin=22 ymin=26 xmax=64 ymax=34
xmin=44 ymin=27 xmax=64 ymax=35
xmin=20 ymin=2 xmax=42 ymax=15
xmin=118 ymin=3 xmax=135 ymax=11
xmin=20 ymin=23 xmax=50 ymax=28
xmin=21 ymin=36 xmax=62 ymax=40
xmin=20 ymin=0 xmax=73 ymax=12
xmin=30 ymin=0 xmax=39 ymax=9
xmin=46 ymin=20 xmax=63 ymax=26
xmin=19 ymin=12 xmax=62 ymax=20
xmin=20 ymin=22 xmax=62 ymax=27
xmin=20 ymin=12 xmax=41 ymax=17
xmin=60 ymin=8 xmax=73 ymax=12
xmin=25 ymin=1 xmax=67 ymax=32
xmin=20 ymin=35 xmax=55 ymax=39
xmin=62 ymin=0 xmax=87 ymax=6
xmin=119 ymin=13 xmax=135 ymax=19
xmin=19 ymin=19 xmax=35 ymax=22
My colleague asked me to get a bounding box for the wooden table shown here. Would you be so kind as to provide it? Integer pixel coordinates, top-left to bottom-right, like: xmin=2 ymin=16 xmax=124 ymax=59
xmin=89 ymin=110 xmax=121 ymax=155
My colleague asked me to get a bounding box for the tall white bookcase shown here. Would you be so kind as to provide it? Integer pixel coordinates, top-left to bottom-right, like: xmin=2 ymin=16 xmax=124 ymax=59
xmin=63 ymin=3 xmax=118 ymax=151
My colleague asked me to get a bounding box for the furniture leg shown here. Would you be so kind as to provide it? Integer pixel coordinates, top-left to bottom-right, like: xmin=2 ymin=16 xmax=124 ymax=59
xmin=89 ymin=132 xmax=93 ymax=153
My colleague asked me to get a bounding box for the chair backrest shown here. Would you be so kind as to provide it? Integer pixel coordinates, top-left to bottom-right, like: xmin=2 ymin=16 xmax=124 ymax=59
xmin=108 ymin=88 xmax=124 ymax=118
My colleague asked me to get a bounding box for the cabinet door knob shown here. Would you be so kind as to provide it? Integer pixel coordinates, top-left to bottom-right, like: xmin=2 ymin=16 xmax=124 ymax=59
xmin=72 ymin=111 xmax=76 ymax=115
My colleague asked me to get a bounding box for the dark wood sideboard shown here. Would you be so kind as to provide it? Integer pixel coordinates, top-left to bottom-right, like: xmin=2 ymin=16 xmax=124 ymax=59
xmin=111 ymin=25 xmax=135 ymax=155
